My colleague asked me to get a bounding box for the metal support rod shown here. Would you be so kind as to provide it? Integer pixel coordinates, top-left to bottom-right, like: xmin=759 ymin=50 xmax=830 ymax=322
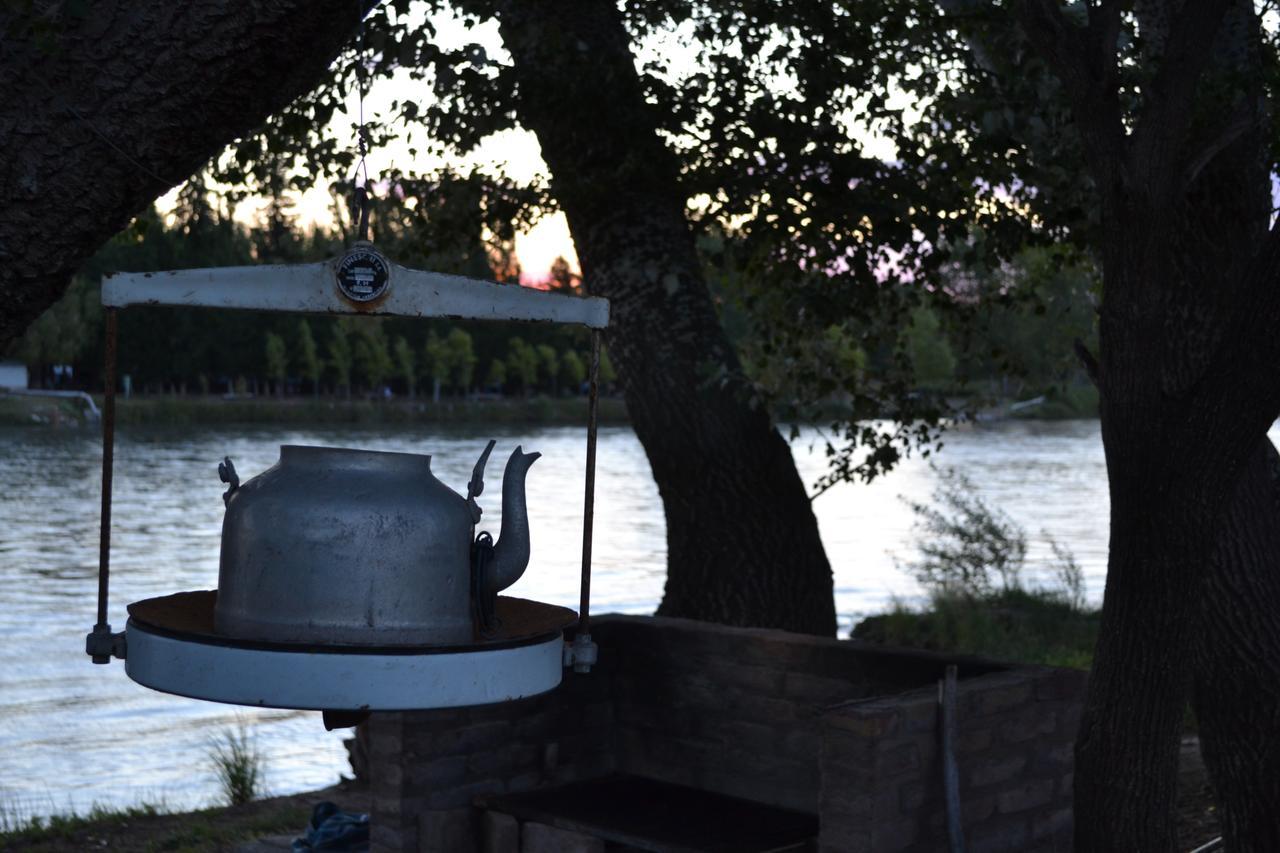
xmin=579 ymin=329 xmax=601 ymax=636
xmin=941 ymin=664 xmax=965 ymax=853
xmin=92 ymin=309 xmax=119 ymax=662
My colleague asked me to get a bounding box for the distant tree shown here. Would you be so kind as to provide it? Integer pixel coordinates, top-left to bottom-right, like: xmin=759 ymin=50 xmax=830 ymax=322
xmin=599 ymin=346 xmax=616 ymax=387
xmin=253 ymin=189 xmax=306 ymax=263
xmin=445 ymin=328 xmax=476 ymax=394
xmin=904 ymin=306 xmax=956 ymax=390
xmin=353 ymin=324 xmax=392 ymax=393
xmin=970 ymin=250 xmax=1098 ymax=394
xmin=546 ymin=256 xmax=581 ymax=293
xmin=485 ymin=358 xmax=507 ymax=393
xmin=15 ymin=275 xmax=98 ymax=388
xmin=393 ymin=336 xmax=416 ymax=399
xmin=296 ymin=319 xmax=322 ymax=398
xmin=560 ymin=350 xmax=586 ymax=392
xmin=506 ymin=337 xmax=540 ymax=397
xmin=422 ymin=331 xmax=449 ymax=403
xmin=489 ymin=242 xmax=522 ymax=284
xmin=264 ymin=332 xmax=288 ymax=397
xmin=536 ymin=344 xmax=559 ymax=395
xmin=328 ymin=323 xmax=353 ymax=399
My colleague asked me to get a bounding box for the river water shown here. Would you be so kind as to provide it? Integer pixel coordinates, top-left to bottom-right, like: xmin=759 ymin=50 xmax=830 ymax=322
xmin=0 ymin=419 xmax=1110 ymax=818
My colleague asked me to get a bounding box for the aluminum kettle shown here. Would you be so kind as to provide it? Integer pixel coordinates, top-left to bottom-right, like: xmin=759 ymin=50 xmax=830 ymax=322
xmin=212 ymin=440 xmax=539 ymax=646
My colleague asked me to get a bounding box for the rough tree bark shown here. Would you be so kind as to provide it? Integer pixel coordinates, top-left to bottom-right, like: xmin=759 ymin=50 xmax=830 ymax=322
xmin=0 ymin=2 xmax=372 ymax=349
xmin=488 ymin=0 xmax=837 ymax=634
xmin=1014 ymin=0 xmax=1280 ymax=847
xmin=1199 ymin=440 xmax=1280 ymax=851
xmin=1175 ymin=7 xmax=1280 ymax=847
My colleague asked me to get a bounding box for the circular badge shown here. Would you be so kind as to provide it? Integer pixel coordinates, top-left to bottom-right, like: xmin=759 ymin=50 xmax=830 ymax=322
xmin=335 ymin=246 xmax=391 ymax=303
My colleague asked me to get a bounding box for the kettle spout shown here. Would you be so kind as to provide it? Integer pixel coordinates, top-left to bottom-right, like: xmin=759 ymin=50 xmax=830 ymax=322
xmin=488 ymin=446 xmax=541 ymax=593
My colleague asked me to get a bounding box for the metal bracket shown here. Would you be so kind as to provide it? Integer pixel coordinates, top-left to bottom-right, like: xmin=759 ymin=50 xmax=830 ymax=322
xmin=85 ymin=622 xmax=127 ymax=664
xmin=562 ymin=633 xmax=598 ymax=674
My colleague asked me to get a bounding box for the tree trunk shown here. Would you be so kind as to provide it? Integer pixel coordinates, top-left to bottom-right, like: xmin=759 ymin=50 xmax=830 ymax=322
xmin=1081 ymin=4 xmax=1279 ymax=847
xmin=1194 ymin=439 xmax=1280 ymax=850
xmin=1008 ymin=0 xmax=1280 ymax=844
xmin=492 ymin=0 xmax=835 ymax=633
xmin=0 ymin=1 xmax=372 ymax=349
xmin=1072 ymin=454 xmax=1206 ymax=851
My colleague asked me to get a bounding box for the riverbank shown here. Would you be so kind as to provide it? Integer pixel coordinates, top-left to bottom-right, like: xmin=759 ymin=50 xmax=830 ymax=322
xmin=0 ymin=781 xmax=368 ymax=853
xmin=0 ymin=393 xmax=94 ymax=427
xmin=0 ymin=392 xmax=630 ymax=428
xmin=0 ymin=734 xmax=1219 ymax=851
xmin=1 ymin=382 xmax=1099 ymax=429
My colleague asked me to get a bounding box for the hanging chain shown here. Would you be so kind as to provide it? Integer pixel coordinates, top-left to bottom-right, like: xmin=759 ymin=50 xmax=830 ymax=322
xmin=350 ymin=1 xmax=372 ymax=243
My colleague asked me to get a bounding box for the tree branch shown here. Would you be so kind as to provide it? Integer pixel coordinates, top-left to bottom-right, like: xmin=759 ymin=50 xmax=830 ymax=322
xmin=1128 ymin=0 xmax=1234 ymax=202
xmin=1203 ymin=222 xmax=1280 ymax=461
xmin=0 ymin=1 xmax=376 ymax=350
xmin=1183 ymin=103 xmax=1257 ymax=188
xmin=1074 ymin=338 xmax=1102 ymax=388
xmin=1016 ymin=0 xmax=1126 ymax=199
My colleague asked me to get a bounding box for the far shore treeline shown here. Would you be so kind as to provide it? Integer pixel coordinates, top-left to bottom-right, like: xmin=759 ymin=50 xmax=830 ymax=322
xmin=11 ymin=185 xmax=610 ymax=402
xmin=8 ymin=182 xmax=1098 ymax=417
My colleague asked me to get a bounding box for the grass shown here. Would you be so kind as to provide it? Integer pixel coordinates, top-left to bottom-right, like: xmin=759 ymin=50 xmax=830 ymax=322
xmin=207 ymin=720 xmax=265 ymax=807
xmin=0 ymin=802 xmax=165 ymax=839
xmin=0 ymin=716 xmax=283 ymax=851
xmin=0 ymin=799 xmax=314 ymax=853
xmin=0 ymin=775 xmax=369 ymax=853
xmin=852 ymin=588 xmax=1100 ymax=670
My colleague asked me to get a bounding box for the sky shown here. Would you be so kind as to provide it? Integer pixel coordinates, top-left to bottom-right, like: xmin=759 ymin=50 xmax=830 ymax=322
xmin=160 ymin=11 xmax=577 ymax=284
xmin=156 ymin=4 xmax=899 ymax=285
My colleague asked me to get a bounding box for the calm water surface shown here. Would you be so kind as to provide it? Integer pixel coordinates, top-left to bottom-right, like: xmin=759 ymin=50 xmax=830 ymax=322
xmin=0 ymin=419 xmax=1111 ymax=817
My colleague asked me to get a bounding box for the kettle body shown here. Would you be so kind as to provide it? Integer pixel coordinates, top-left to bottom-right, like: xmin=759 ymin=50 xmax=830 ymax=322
xmin=214 ymin=445 xmax=476 ymax=646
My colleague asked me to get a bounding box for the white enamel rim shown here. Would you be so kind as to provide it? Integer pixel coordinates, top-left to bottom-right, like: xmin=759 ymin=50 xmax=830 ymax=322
xmin=124 ymin=618 xmax=564 ymax=710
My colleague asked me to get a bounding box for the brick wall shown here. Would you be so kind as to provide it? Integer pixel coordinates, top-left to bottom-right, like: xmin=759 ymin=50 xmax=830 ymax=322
xmin=367 ymin=615 xmax=1082 ymax=853
xmin=820 ymin=667 xmax=1086 ymax=853
xmin=601 ymin=615 xmax=1001 ymax=813
xmin=367 ymin=660 xmax=615 ymax=852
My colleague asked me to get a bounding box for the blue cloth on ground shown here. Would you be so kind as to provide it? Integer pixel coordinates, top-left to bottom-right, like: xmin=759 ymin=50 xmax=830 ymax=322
xmin=291 ymin=801 xmax=369 ymax=852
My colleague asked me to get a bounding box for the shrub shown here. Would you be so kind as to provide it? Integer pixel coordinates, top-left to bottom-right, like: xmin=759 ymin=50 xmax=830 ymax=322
xmin=858 ymin=465 xmax=1097 ymax=669
xmin=897 ymin=464 xmax=1083 ymax=606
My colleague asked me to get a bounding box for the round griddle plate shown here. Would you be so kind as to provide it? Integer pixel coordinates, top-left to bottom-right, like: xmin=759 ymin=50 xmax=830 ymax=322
xmin=122 ymin=590 xmax=576 ymax=711
xmin=127 ymin=590 xmax=576 ymax=652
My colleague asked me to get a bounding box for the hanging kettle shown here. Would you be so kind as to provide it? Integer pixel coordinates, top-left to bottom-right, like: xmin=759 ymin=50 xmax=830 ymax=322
xmin=212 ymin=439 xmax=539 ymax=646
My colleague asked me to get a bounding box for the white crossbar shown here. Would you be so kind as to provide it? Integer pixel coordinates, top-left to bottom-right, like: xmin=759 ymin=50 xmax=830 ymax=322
xmin=102 ymin=260 xmax=609 ymax=329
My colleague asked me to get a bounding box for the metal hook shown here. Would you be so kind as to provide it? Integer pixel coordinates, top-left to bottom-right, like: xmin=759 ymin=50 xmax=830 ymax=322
xmin=354 ymin=185 xmax=370 ymax=243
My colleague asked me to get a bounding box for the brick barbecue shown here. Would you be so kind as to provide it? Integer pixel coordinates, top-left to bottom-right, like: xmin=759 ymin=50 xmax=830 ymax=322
xmin=365 ymin=614 xmax=1085 ymax=852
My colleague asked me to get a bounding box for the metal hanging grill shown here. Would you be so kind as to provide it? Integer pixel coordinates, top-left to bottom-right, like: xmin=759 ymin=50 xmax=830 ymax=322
xmin=84 ymin=242 xmax=607 ymax=713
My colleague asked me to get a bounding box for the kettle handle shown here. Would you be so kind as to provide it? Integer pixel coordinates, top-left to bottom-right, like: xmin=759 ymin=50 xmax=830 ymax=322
xmin=218 ymin=456 xmax=239 ymax=507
